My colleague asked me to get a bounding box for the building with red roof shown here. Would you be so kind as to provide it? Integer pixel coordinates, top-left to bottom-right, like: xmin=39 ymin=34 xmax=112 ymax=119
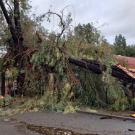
xmin=114 ymin=55 xmax=135 ymax=79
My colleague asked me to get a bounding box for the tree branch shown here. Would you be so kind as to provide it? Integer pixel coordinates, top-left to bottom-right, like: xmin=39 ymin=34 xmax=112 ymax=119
xmin=0 ymin=0 xmax=17 ymax=44
xmin=14 ymin=0 xmax=22 ymax=34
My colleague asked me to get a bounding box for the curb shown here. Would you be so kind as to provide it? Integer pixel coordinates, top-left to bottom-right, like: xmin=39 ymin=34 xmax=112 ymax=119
xmin=77 ymin=110 xmax=135 ymax=122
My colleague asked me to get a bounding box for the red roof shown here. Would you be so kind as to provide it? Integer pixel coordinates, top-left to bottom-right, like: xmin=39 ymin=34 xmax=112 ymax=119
xmin=114 ymin=55 xmax=135 ymax=78
xmin=115 ymin=55 xmax=135 ymax=69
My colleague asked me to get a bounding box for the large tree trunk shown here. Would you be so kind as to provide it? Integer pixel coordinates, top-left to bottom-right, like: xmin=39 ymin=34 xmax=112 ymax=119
xmin=0 ymin=0 xmax=18 ymax=44
xmin=1 ymin=71 xmax=5 ymax=96
xmin=69 ymin=58 xmax=106 ymax=74
xmin=13 ymin=0 xmax=25 ymax=95
xmin=0 ymin=0 xmax=25 ymax=96
xmin=112 ymin=65 xmax=135 ymax=83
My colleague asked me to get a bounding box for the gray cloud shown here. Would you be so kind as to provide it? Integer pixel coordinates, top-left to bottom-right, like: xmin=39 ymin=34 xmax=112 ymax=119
xmin=31 ymin=0 xmax=135 ymax=44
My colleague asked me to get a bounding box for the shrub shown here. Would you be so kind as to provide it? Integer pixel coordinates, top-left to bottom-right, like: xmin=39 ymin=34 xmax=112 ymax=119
xmin=0 ymin=96 xmax=13 ymax=107
xmin=111 ymin=97 xmax=129 ymax=111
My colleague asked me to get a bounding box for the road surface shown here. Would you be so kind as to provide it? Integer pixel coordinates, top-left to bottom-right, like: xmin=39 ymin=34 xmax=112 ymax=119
xmin=0 ymin=112 xmax=135 ymax=135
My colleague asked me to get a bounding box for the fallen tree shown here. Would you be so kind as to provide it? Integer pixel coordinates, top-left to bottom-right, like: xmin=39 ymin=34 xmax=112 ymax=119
xmin=68 ymin=58 xmax=106 ymax=74
xmin=112 ymin=65 xmax=135 ymax=84
xmin=0 ymin=0 xmax=134 ymax=98
xmin=69 ymin=58 xmax=135 ymax=84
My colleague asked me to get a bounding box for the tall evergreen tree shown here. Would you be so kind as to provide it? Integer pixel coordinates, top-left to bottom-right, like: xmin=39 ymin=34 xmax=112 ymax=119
xmin=114 ymin=34 xmax=127 ymax=55
xmin=74 ymin=23 xmax=100 ymax=45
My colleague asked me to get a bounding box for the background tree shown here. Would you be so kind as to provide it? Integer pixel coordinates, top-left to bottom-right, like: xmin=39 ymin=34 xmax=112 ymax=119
xmin=74 ymin=23 xmax=100 ymax=45
xmin=114 ymin=34 xmax=127 ymax=55
xmin=113 ymin=34 xmax=135 ymax=57
xmin=126 ymin=45 xmax=135 ymax=57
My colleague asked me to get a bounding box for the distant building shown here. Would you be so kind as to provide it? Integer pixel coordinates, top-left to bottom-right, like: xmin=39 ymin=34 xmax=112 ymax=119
xmin=113 ymin=55 xmax=135 ymax=97
xmin=114 ymin=55 xmax=135 ymax=79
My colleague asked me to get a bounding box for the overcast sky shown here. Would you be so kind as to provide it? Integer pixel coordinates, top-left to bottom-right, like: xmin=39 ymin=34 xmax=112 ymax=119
xmin=31 ymin=0 xmax=135 ymax=44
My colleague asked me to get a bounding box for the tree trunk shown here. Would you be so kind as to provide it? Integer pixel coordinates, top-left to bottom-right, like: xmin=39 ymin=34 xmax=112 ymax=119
xmin=1 ymin=71 xmax=5 ymax=96
xmin=69 ymin=57 xmax=106 ymax=74
xmin=0 ymin=0 xmax=25 ymax=96
xmin=0 ymin=0 xmax=18 ymax=44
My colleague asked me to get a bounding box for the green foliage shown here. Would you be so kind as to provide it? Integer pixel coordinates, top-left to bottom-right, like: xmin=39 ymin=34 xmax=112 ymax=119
xmin=127 ymin=98 xmax=135 ymax=111
xmin=1 ymin=0 xmax=133 ymax=113
xmin=37 ymin=91 xmax=77 ymax=113
xmin=74 ymin=66 xmax=129 ymax=111
xmin=4 ymin=95 xmax=13 ymax=106
xmin=0 ymin=96 xmax=13 ymax=107
xmin=114 ymin=34 xmax=127 ymax=55
xmin=114 ymin=34 xmax=127 ymax=48
xmin=111 ymin=97 xmax=129 ymax=111
xmin=74 ymin=23 xmax=100 ymax=44
xmin=31 ymin=44 xmax=66 ymax=75
xmin=104 ymin=75 xmax=130 ymax=111
xmin=20 ymin=0 xmax=31 ymax=11
xmin=125 ymin=45 xmax=135 ymax=57
xmin=25 ymin=21 xmax=130 ymax=112
xmin=24 ymin=70 xmax=42 ymax=96
xmin=67 ymin=23 xmax=123 ymax=110
xmin=113 ymin=34 xmax=135 ymax=57
xmin=5 ymin=67 xmax=19 ymax=79
xmin=0 ymin=98 xmax=4 ymax=107
xmin=76 ymin=70 xmax=105 ymax=107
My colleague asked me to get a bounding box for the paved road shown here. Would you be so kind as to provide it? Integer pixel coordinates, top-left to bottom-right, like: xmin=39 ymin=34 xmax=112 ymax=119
xmin=0 ymin=118 xmax=40 ymax=135
xmin=0 ymin=112 xmax=135 ymax=135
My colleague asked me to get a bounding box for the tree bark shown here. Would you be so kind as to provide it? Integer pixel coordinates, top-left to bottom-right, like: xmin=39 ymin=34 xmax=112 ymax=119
xmin=111 ymin=65 xmax=135 ymax=83
xmin=0 ymin=0 xmax=25 ymax=96
xmin=0 ymin=0 xmax=17 ymax=44
xmin=1 ymin=71 xmax=5 ymax=96
xmin=14 ymin=0 xmax=25 ymax=96
xmin=69 ymin=57 xmax=106 ymax=74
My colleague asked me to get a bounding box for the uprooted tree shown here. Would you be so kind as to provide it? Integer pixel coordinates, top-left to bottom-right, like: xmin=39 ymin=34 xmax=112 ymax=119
xmin=0 ymin=0 xmax=132 ymax=111
xmin=0 ymin=0 xmax=80 ymax=98
xmin=0 ymin=0 xmax=103 ymax=94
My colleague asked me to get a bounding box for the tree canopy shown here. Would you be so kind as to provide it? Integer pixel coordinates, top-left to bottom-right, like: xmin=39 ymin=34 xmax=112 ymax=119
xmin=113 ymin=34 xmax=135 ymax=57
